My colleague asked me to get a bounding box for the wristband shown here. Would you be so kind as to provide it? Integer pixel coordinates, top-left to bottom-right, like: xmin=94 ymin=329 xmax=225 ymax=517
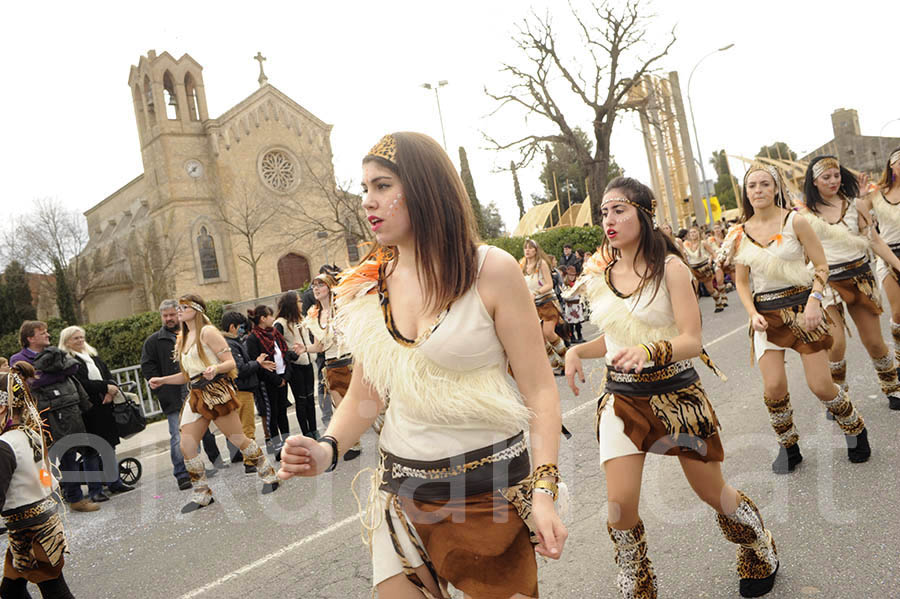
xmin=810 ymin=291 xmax=824 ymax=303
xmin=533 ymin=479 xmax=559 ymax=501
xmin=533 ymin=487 xmax=556 ymax=500
xmin=319 ymin=435 xmax=339 ymax=473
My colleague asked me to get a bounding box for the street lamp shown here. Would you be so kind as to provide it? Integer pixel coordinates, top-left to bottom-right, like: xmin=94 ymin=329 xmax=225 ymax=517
xmin=688 ymin=43 xmax=734 ymax=226
xmin=421 ymin=80 xmax=449 ymax=150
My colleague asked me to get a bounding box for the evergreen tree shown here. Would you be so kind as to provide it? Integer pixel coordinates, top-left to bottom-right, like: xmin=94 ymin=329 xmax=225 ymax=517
xmin=538 ymin=129 xmax=623 ymax=209
xmin=53 ymin=257 xmax=77 ymax=325
xmin=458 ymin=147 xmax=485 ymax=236
xmin=756 ymin=141 xmax=797 ymax=162
xmin=2 ymin=261 xmax=36 ymax=333
xmin=481 ymin=202 xmax=506 ymax=238
xmin=710 ymin=150 xmax=739 ymax=210
xmin=511 ymin=161 xmax=525 ymax=219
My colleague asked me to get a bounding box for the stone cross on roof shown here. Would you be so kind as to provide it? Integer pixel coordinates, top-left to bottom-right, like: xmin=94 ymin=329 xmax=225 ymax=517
xmin=254 ymin=52 xmax=268 ymax=87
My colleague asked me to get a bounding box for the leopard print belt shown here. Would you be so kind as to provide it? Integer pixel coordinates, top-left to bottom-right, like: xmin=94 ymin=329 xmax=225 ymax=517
xmin=2 ymin=497 xmax=57 ymax=531
xmin=754 ymin=285 xmax=811 ymax=312
xmin=828 ymin=256 xmax=870 ymax=282
xmin=605 ymin=359 xmax=701 ymax=395
xmin=381 ymin=431 xmax=530 ymax=502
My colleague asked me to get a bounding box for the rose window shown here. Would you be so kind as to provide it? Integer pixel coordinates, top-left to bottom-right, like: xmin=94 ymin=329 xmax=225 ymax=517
xmin=259 ymin=150 xmax=297 ymax=192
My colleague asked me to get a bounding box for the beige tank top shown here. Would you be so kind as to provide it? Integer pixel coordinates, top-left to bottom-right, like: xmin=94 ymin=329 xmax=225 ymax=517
xmin=180 ymin=325 xmax=218 ymax=378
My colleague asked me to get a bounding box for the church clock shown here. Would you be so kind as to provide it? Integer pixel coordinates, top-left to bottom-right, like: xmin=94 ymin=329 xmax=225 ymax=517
xmin=185 ymin=159 xmax=204 ymax=178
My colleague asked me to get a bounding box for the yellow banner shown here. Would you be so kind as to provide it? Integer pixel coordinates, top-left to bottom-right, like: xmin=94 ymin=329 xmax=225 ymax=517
xmin=701 ymin=196 xmax=722 ymax=224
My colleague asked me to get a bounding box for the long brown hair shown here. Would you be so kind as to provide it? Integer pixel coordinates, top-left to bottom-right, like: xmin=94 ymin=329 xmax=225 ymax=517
xmin=173 ymin=293 xmax=214 ymax=366
xmin=879 ymin=146 xmax=900 ymax=191
xmin=363 ymin=132 xmax=479 ymax=312
xmin=520 ymin=238 xmax=551 ymax=276
xmin=599 ymin=177 xmax=685 ymax=303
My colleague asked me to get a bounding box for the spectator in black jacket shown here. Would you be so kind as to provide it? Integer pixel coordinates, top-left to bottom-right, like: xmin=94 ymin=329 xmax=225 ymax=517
xmin=221 ymin=312 xmax=275 ymax=472
xmin=560 ymin=244 xmax=578 ymax=270
xmin=141 ymin=300 xmax=225 ymax=491
xmin=245 ymin=305 xmax=293 ymax=455
xmin=59 ymin=326 xmax=135 ymax=501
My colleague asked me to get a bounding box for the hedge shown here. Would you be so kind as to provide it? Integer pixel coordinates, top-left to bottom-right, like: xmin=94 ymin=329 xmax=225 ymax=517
xmin=484 ymin=226 xmax=606 ymax=261
xmin=0 ymin=301 xmax=229 ymax=371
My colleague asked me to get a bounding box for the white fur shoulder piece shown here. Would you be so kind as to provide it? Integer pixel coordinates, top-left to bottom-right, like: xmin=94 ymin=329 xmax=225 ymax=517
xmin=871 ymin=194 xmax=900 ymax=237
xmin=799 ymin=207 xmax=869 ymax=255
xmin=334 ymin=293 xmax=532 ymax=430
xmin=732 ymin=233 xmax=812 ymax=288
xmin=581 ymin=265 xmax=680 ymax=347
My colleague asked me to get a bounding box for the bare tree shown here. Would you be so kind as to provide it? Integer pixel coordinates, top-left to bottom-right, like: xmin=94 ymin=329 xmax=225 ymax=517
xmin=215 ymin=177 xmax=281 ymax=298
xmin=485 ymin=0 xmax=676 ymax=225
xmin=279 ymin=155 xmax=371 ymax=264
xmin=127 ymin=214 xmax=186 ymax=311
xmin=2 ymin=198 xmax=98 ymax=321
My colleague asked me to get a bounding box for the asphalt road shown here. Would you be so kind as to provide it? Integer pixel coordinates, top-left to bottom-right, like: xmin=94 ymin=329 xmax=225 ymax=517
xmin=7 ymin=293 xmax=900 ymax=599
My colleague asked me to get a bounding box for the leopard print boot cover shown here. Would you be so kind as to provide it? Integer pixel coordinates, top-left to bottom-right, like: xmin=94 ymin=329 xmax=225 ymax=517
xmin=241 ymin=440 xmax=278 ymax=484
xmin=607 ymin=520 xmax=658 ymax=599
xmin=829 ymin=360 xmax=848 ymax=394
xmin=821 ymin=384 xmax=864 ymax=436
xmin=715 ymin=289 xmax=727 ymax=309
xmin=892 ymin=322 xmax=900 ymax=367
xmin=545 ymin=340 xmax=564 ymax=369
xmin=716 ymin=491 xmax=778 ymax=581
xmin=763 ymin=393 xmax=798 ymax=448
xmin=872 ymin=354 xmax=900 ymax=397
xmin=184 ymin=455 xmax=213 ymax=506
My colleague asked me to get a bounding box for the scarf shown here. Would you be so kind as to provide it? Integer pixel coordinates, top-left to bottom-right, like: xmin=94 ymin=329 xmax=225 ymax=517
xmin=73 ymin=351 xmax=103 ymax=380
xmin=251 ymin=325 xmax=288 ymax=358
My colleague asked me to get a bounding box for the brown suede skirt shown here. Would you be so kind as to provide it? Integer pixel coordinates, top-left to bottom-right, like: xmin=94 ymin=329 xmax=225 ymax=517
xmin=690 ymin=261 xmax=715 ymax=283
xmin=758 ymin=307 xmax=833 ymax=355
xmin=397 ymin=491 xmax=538 ymax=599
xmin=3 ymin=510 xmax=66 ymax=583
xmin=830 ymin=276 xmax=882 ymax=316
xmin=535 ymin=297 xmax=562 ymax=324
xmin=325 ymin=362 xmax=352 ymax=397
xmin=598 ymin=375 xmax=724 ymax=462
xmin=188 ymin=378 xmax=240 ymax=421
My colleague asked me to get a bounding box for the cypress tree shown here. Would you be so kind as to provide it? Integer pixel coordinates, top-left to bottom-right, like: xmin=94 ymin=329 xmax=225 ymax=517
xmin=53 ymin=257 xmax=77 ymax=325
xmin=511 ymin=161 xmax=525 ymax=219
xmin=3 ymin=261 xmax=36 ymax=331
xmin=458 ymin=147 xmax=485 ymax=236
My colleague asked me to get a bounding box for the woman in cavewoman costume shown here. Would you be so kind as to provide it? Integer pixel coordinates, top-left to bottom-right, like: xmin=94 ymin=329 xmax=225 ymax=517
xmin=683 ymin=226 xmax=728 ymax=313
xmin=723 ymin=163 xmax=870 ymax=473
xmin=566 ymin=176 xmax=778 ymax=598
xmin=279 ymin=132 xmax=567 ymax=599
xmin=799 ymin=156 xmax=900 ymax=411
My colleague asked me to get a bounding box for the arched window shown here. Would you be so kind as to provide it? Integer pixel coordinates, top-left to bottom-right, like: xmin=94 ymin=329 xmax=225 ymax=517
xmin=143 ymin=75 xmax=155 ymax=120
xmin=184 ymin=73 xmax=200 ymax=121
xmin=197 ymin=226 xmax=220 ymax=280
xmin=277 ymin=253 xmax=310 ymax=291
xmin=163 ymin=71 xmax=178 ymax=120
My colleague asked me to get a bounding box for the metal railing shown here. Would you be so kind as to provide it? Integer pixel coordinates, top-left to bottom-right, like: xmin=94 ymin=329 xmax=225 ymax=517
xmin=110 ymin=364 xmax=162 ymax=418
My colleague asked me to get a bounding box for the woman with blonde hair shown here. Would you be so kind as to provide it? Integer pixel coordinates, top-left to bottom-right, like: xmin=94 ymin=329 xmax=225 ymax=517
xmin=280 ymin=132 xmax=567 ymax=598
xmin=521 ymin=238 xmax=568 ymax=373
xmin=684 ymin=226 xmax=728 ymax=313
xmin=58 ymin=326 xmax=134 ymax=501
xmin=149 ymin=294 xmax=280 ymax=513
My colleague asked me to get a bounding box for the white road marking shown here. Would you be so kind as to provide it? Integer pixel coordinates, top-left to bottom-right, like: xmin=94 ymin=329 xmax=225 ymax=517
xmin=180 ymin=322 xmax=745 ymax=597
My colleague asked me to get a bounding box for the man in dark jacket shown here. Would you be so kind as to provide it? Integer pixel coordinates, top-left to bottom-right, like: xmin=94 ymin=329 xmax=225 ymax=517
xmin=141 ymin=300 xmax=224 ymax=490
xmin=560 ymin=244 xmax=578 ymax=269
xmin=13 ymin=321 xmax=103 ymax=512
xmin=221 ymin=311 xmax=275 ymax=472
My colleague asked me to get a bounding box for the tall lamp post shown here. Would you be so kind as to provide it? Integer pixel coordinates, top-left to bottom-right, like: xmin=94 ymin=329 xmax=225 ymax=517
xmin=688 ymin=43 xmax=734 ymax=226
xmin=421 ymin=80 xmax=449 ymax=150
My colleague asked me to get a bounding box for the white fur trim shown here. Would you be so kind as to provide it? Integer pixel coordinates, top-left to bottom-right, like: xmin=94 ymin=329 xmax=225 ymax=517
xmin=334 ymin=294 xmax=532 ymax=430
xmin=732 ymin=236 xmax=813 ymax=288
xmin=800 ymin=208 xmax=869 ymax=255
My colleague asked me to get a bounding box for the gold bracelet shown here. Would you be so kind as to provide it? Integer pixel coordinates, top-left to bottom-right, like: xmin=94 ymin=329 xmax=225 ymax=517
xmin=533 ymin=479 xmax=559 ymax=501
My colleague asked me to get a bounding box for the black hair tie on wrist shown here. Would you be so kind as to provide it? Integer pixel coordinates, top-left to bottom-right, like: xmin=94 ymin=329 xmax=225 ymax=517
xmin=320 ymin=435 xmax=339 ymax=473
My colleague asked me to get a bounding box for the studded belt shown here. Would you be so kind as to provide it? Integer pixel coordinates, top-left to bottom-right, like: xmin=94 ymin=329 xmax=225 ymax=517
xmin=605 ymin=359 xmax=699 ymax=395
xmin=828 ymin=256 xmax=870 ymax=281
xmin=754 ymin=285 xmax=811 ymax=312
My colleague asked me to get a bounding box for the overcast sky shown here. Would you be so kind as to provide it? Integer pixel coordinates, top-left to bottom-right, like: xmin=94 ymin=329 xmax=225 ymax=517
xmin=2 ymin=0 xmax=897 ymax=233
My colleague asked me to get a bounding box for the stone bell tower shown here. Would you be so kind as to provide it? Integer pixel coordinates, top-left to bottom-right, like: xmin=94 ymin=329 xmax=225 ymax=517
xmin=127 ymin=50 xmax=214 ymax=211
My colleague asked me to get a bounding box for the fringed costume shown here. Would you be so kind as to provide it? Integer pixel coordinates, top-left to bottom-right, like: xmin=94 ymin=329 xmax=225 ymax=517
xmin=683 ymin=240 xmax=727 ymax=312
xmin=728 ymin=210 xmax=868 ymax=470
xmin=574 ymin=251 xmax=777 ymax=598
xmin=335 ymin=246 xmax=549 ymax=598
xmin=178 ymin=325 xmax=278 ymax=510
xmin=523 ymin=265 xmax=567 ymax=369
xmin=800 ymin=199 xmax=900 ymax=403
xmin=0 ymin=370 xmax=73 ymax=598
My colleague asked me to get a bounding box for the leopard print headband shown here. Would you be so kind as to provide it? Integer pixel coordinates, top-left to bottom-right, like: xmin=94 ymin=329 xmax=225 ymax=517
xmin=367 ymin=134 xmax=397 ymax=164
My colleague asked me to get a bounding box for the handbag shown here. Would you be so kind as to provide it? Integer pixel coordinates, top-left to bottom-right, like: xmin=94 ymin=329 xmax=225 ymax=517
xmin=112 ymin=390 xmax=146 ymax=438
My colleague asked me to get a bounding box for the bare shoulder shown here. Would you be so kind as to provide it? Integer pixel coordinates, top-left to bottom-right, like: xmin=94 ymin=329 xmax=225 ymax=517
xmin=200 ymin=325 xmax=224 ymax=342
xmin=664 ymin=255 xmax=691 ymax=283
xmin=478 ymin=246 xmax=521 ymax=282
xmin=791 ymin=211 xmax=814 ymax=235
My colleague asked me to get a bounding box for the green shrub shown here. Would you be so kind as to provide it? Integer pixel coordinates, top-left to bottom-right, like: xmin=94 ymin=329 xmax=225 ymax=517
xmin=484 ymin=226 xmax=606 ymax=261
xmin=0 ymin=300 xmax=230 ymax=370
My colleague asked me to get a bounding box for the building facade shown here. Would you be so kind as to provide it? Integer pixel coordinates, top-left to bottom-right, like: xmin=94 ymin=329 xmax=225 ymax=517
xmin=79 ymin=51 xmax=360 ymax=323
xmin=801 ymin=108 xmax=900 ymax=175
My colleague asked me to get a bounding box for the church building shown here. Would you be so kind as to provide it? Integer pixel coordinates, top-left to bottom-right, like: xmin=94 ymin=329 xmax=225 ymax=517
xmin=79 ymin=50 xmax=358 ymax=323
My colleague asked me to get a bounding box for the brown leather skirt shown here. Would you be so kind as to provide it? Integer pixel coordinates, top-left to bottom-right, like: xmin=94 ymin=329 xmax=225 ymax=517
xmin=397 ymin=490 xmax=538 ymax=599
xmin=690 ymin=262 xmax=715 ymax=283
xmin=758 ymin=307 xmax=833 ymax=355
xmin=188 ymin=378 xmax=240 ymax=421
xmin=3 ymin=511 xmax=66 ymax=583
xmin=535 ymin=299 xmax=562 ymax=324
xmin=830 ymin=276 xmax=882 ymax=316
